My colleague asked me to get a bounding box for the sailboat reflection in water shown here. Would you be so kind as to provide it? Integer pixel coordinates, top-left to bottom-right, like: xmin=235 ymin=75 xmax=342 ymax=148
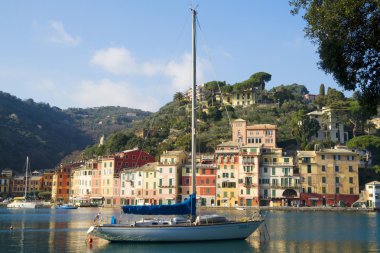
xmin=87 ymin=8 xmax=264 ymax=242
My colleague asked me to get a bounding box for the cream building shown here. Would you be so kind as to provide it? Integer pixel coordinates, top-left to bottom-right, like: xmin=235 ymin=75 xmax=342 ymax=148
xmin=307 ymin=107 xmax=349 ymax=144
xmin=361 ymin=181 xmax=380 ymax=209
xmin=71 ymin=160 xmax=96 ymax=204
xmin=156 ymin=150 xmax=187 ymax=205
xmin=238 ymin=144 xmax=261 ymax=206
xmin=260 ymin=147 xmax=299 ymax=206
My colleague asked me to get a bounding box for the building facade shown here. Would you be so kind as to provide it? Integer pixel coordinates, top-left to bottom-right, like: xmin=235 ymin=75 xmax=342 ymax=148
xmin=297 ymin=148 xmax=359 ymax=207
xmin=307 ymin=107 xmax=349 ymax=144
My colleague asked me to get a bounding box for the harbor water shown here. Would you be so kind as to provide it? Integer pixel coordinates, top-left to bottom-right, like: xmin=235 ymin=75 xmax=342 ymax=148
xmin=0 ymin=207 xmax=378 ymax=253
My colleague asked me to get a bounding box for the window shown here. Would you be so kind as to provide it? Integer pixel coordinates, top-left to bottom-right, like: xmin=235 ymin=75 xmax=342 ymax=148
xmin=308 ymin=187 xmax=312 ymax=193
xmin=322 ymin=165 xmax=326 ymax=172
xmin=284 ymin=157 xmax=289 ymax=163
xmin=264 ymin=167 xmax=268 ymax=173
xmin=308 ymin=176 xmax=312 ymax=186
xmin=349 ymin=166 xmax=353 ymax=172
xmin=336 ymin=187 xmax=340 ymax=194
xmin=272 ymin=167 xmax=276 ymax=176
xmin=307 ymin=165 xmax=311 ymax=173
xmin=169 ymin=179 xmax=173 ymax=186
xmin=349 ymin=177 xmax=353 ymax=184
xmin=335 ymin=177 xmax=339 ymax=184
xmin=321 ymin=155 xmax=325 ymax=160
xmin=185 ymin=178 xmax=190 ymax=185
xmin=272 ymin=189 xmax=276 ymax=197
xmin=350 ymin=188 xmax=354 ymax=194
xmin=335 ymin=166 xmax=339 ymax=172
xmin=322 ymin=187 xmax=326 ymax=194
xmin=322 ymin=177 xmax=326 ymax=184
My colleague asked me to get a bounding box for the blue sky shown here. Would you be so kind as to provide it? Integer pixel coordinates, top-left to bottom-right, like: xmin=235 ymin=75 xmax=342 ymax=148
xmin=0 ymin=1 xmax=347 ymax=112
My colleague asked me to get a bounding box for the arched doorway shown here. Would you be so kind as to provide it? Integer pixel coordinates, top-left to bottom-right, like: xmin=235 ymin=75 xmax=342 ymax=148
xmin=282 ymin=189 xmax=298 ymax=206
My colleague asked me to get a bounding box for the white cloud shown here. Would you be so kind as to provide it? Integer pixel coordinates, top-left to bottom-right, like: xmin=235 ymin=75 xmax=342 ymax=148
xmin=90 ymin=47 xmax=208 ymax=92
xmin=48 ymin=21 xmax=81 ymax=46
xmin=91 ymin=47 xmax=138 ymax=74
xmin=69 ymin=79 xmax=160 ymax=111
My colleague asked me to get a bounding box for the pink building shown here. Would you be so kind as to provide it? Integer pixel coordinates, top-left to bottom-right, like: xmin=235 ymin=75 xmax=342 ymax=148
xmin=232 ymin=119 xmax=277 ymax=148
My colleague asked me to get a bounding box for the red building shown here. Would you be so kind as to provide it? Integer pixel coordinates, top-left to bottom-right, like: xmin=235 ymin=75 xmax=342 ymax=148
xmin=181 ymin=154 xmax=217 ymax=206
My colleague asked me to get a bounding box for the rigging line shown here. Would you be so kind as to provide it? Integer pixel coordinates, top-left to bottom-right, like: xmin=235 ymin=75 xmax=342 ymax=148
xmin=195 ymin=15 xmax=233 ymax=128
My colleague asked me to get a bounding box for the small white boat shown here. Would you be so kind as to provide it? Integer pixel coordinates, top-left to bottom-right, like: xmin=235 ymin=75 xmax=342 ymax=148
xmin=7 ymin=157 xmax=42 ymax=209
xmin=7 ymin=197 xmax=41 ymax=209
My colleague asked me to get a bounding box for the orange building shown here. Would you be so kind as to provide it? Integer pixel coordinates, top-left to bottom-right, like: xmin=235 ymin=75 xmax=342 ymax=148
xmin=52 ymin=162 xmax=83 ymax=203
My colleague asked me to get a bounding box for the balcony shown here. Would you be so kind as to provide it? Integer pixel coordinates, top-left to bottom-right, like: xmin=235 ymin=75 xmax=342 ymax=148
xmin=158 ymin=185 xmax=176 ymax=188
xmin=270 ymin=184 xmax=299 ymax=189
xmin=242 ymin=183 xmax=257 ymax=188
xmin=260 ymin=161 xmax=293 ymax=166
xmin=196 ymin=164 xmax=218 ymax=169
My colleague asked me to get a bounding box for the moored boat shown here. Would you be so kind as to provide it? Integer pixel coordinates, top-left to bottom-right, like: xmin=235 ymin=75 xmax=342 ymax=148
xmin=87 ymin=8 xmax=264 ymax=243
xmin=7 ymin=157 xmax=43 ymax=209
xmin=56 ymin=204 xmax=78 ymax=209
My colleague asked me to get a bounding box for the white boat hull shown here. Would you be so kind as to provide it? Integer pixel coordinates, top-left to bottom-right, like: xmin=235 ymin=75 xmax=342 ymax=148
xmin=88 ymin=220 xmax=263 ymax=242
xmin=7 ymin=202 xmax=40 ymax=209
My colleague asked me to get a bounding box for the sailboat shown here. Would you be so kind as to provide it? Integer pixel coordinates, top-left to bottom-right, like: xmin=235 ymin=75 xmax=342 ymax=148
xmin=87 ymin=9 xmax=264 ymax=242
xmin=7 ymin=156 xmax=42 ymax=209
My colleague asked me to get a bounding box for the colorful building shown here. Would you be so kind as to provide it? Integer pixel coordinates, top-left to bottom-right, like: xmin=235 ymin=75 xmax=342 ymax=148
xmin=259 ymin=147 xmax=299 ymax=206
xmin=181 ymin=154 xmax=217 ymax=206
xmin=52 ymin=162 xmax=83 ymax=203
xmin=307 ymin=107 xmax=349 ymax=144
xmin=297 ymin=147 xmax=359 ymax=207
xmin=156 ymin=150 xmax=187 ymax=205
xmin=215 ymin=141 xmax=240 ymax=207
xmin=232 ymin=119 xmax=277 ymax=147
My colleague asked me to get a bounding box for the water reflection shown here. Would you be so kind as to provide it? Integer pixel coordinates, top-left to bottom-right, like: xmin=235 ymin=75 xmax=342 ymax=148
xmin=90 ymin=239 xmax=255 ymax=253
xmin=0 ymin=208 xmax=379 ymax=253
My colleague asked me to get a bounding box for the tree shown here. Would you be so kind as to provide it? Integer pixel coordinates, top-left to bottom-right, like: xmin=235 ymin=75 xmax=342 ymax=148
xmin=347 ymin=100 xmax=372 ymax=137
xmin=291 ymin=110 xmax=321 ymax=150
xmin=173 ymin=92 xmax=184 ymax=102
xmin=347 ymin=135 xmax=380 ymax=165
xmin=319 ymin=83 xmax=325 ymax=96
xmin=290 ymin=0 xmax=380 ymax=114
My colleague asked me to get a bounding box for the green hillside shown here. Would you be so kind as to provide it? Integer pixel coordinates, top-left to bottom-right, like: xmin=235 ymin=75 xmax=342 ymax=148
xmin=0 ymin=91 xmax=151 ymax=173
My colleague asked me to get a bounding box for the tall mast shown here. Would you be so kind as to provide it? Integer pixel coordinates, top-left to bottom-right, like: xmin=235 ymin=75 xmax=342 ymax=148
xmin=191 ymin=8 xmax=197 ymax=196
xmin=24 ymin=156 xmax=28 ymax=199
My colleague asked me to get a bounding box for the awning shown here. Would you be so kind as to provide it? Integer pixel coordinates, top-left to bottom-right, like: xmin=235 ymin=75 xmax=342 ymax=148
xmin=90 ymin=196 xmax=104 ymax=200
xmin=308 ymin=198 xmax=319 ymax=200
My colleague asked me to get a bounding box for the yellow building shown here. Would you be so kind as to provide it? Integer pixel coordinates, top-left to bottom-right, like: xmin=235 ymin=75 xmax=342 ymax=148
xmin=99 ymin=155 xmax=118 ymax=207
xmin=215 ymin=141 xmax=239 ymax=207
xmin=297 ymin=148 xmax=359 ymax=207
xmin=221 ymin=91 xmax=256 ymax=107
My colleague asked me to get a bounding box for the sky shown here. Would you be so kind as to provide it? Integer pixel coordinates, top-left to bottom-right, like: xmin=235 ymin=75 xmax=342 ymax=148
xmin=0 ymin=1 xmax=349 ymax=112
